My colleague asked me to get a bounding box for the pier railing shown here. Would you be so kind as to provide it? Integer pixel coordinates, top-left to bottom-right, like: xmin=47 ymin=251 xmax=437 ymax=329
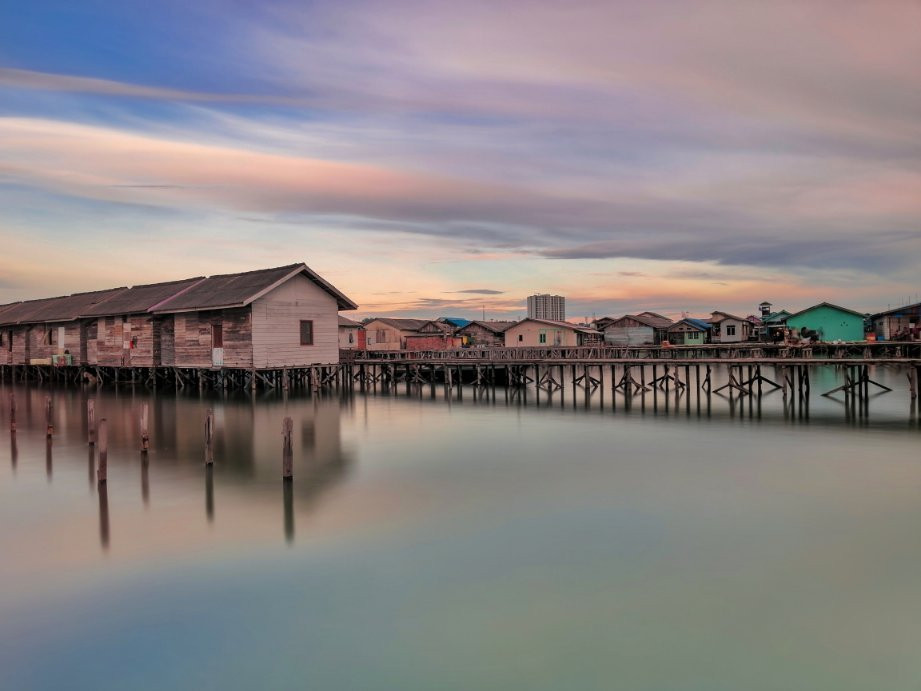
xmin=349 ymin=341 xmax=921 ymax=363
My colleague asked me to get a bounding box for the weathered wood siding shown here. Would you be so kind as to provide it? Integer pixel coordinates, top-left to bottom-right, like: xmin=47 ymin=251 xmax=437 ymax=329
xmin=457 ymin=323 xmax=505 ymax=347
xmin=158 ymin=316 xmax=176 ymax=366
xmin=173 ymin=308 xmax=252 ymax=368
xmin=96 ymin=316 xmax=155 ymax=366
xmin=251 ymin=274 xmax=339 ymax=367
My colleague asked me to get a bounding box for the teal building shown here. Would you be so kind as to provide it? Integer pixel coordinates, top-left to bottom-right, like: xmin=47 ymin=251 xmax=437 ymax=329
xmin=785 ymin=302 xmax=866 ymax=342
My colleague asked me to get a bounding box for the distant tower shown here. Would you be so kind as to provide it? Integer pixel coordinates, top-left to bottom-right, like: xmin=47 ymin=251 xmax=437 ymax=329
xmin=527 ymin=294 xmax=566 ymax=321
xmin=759 ymin=301 xmax=772 ymax=317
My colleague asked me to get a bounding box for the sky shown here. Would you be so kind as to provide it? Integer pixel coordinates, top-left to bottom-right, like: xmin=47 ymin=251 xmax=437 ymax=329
xmin=1 ymin=0 xmax=919 ymax=321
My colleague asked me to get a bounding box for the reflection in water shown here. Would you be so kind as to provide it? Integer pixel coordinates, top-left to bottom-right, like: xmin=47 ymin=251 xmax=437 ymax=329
xmin=98 ymin=482 xmax=109 ymax=550
xmin=205 ymin=464 xmax=214 ymax=523
xmin=87 ymin=446 xmax=95 ymax=490
xmin=283 ymin=479 xmax=294 ymax=544
xmin=45 ymin=438 xmax=52 ymax=481
xmin=141 ymin=456 xmax=150 ymax=507
xmin=9 ymin=432 xmax=15 ymax=471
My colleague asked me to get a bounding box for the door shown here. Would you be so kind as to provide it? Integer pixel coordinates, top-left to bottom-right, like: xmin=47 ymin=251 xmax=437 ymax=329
xmin=211 ymin=323 xmax=224 ymax=367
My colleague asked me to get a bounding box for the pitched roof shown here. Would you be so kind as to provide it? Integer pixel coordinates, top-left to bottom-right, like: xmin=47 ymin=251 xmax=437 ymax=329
xmin=709 ymin=310 xmax=751 ymax=323
xmin=81 ymin=277 xmax=205 ymax=316
xmin=608 ymin=313 xmax=674 ymax=328
xmin=153 ymin=263 xmax=357 ymax=313
xmin=440 ymin=317 xmax=472 ymax=328
xmin=786 ymin=302 xmax=866 ymax=320
xmin=364 ymin=317 xmax=431 ymax=331
xmin=669 ymin=317 xmax=711 ymax=331
xmin=763 ymin=310 xmax=791 ymax=324
xmin=456 ymin=320 xmax=517 ymax=334
xmin=0 ymin=288 xmax=127 ymax=326
xmin=338 ymin=315 xmax=362 ymax=328
xmin=870 ymin=302 xmax=921 ymax=319
xmin=635 ymin=311 xmax=673 ymax=326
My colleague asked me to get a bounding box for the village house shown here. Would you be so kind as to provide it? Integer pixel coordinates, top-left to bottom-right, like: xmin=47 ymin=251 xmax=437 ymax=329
xmin=870 ymin=303 xmax=921 ymax=342
xmin=363 ymin=318 xmax=430 ymax=351
xmin=708 ymin=311 xmax=754 ymax=343
xmin=0 ymin=263 xmax=357 ymax=369
xmin=666 ymin=318 xmax=711 ymax=345
xmin=785 ymin=303 xmax=866 ymax=342
xmin=80 ymin=277 xmax=205 ymax=367
xmin=455 ymin=320 xmax=516 ymax=347
xmin=338 ymin=315 xmax=364 ymax=350
xmin=504 ymin=318 xmax=602 ymax=347
xmin=0 ymin=288 xmax=127 ymax=366
xmin=602 ymin=313 xmax=673 ymax=345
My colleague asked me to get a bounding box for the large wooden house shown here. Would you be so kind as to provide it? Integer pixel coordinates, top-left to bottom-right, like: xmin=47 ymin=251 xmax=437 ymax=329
xmin=0 ymin=263 xmax=357 ymax=369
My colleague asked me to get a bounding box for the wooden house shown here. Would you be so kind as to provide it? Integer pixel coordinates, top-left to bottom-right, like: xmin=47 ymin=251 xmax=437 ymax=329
xmin=504 ymin=318 xmax=602 ymax=347
xmin=455 ymin=320 xmax=516 ymax=347
xmin=602 ymin=313 xmax=673 ymax=345
xmin=338 ymin=315 xmax=364 ymax=349
xmin=363 ymin=318 xmax=430 ymax=351
xmin=80 ymin=277 xmax=205 ymax=367
xmin=870 ymin=303 xmax=921 ymax=342
xmin=0 ymin=289 xmax=126 ymax=365
xmin=150 ymin=264 xmax=357 ymax=368
xmin=666 ymin=318 xmax=711 ymax=345
xmin=708 ymin=311 xmax=754 ymax=343
xmin=0 ymin=263 xmax=356 ymax=369
xmin=785 ymin=303 xmax=865 ymax=342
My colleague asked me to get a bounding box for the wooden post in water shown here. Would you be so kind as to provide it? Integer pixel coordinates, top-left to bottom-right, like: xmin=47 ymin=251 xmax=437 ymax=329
xmin=140 ymin=402 xmax=150 ymax=452
xmin=97 ymin=419 xmax=108 ymax=484
xmin=282 ymin=416 xmax=293 ymax=479
xmin=45 ymin=396 xmax=54 ymax=438
xmin=9 ymin=392 xmax=15 ymax=433
xmin=204 ymin=409 xmax=214 ymax=465
xmin=87 ymin=399 xmax=96 ymax=445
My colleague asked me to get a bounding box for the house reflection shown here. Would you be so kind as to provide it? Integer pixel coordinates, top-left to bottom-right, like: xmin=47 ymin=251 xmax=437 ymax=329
xmin=98 ymin=482 xmax=109 ymax=550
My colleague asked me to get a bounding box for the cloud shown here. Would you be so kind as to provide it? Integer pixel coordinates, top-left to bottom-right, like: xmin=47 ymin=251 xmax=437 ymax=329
xmin=450 ymin=289 xmax=504 ymax=295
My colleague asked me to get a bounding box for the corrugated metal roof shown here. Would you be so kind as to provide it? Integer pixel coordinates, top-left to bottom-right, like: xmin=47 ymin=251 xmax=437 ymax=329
xmin=787 ymin=302 xmax=867 ymax=320
xmin=81 ymin=277 xmax=205 ymax=316
xmin=0 ymin=288 xmax=128 ymax=326
xmin=669 ymin=317 xmax=712 ymax=331
xmin=153 ymin=263 xmax=357 ymax=312
xmin=338 ymin=315 xmax=362 ymax=328
xmin=365 ymin=317 xmax=430 ymax=331
xmin=456 ymin=320 xmax=516 ymax=334
xmin=869 ymin=302 xmax=921 ymax=320
xmin=634 ymin=311 xmax=673 ymax=327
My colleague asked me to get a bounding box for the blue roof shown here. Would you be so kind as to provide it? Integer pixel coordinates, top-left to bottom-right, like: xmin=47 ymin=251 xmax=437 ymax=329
xmin=682 ymin=318 xmax=712 ymax=331
xmin=441 ymin=317 xmax=472 ymax=327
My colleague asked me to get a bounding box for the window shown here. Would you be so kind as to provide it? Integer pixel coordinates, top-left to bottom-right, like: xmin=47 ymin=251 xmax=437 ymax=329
xmin=44 ymin=328 xmax=57 ymax=346
xmin=688 ymin=331 xmax=699 ymax=340
xmin=348 ymin=331 xmax=354 ymax=344
xmin=726 ymin=325 xmax=736 ymax=336
xmin=375 ymin=329 xmax=387 ymax=343
xmin=539 ymin=332 xmax=547 ymax=344
xmin=518 ymin=334 xmax=523 ymax=342
xmin=300 ymin=320 xmax=314 ymax=346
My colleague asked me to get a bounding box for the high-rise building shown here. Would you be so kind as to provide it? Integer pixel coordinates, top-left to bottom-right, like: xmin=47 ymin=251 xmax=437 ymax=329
xmin=527 ymin=294 xmax=566 ymax=321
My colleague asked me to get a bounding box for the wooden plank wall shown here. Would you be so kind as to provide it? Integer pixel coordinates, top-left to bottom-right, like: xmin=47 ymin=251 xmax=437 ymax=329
xmin=251 ymin=274 xmax=339 ymax=367
xmin=172 ymin=308 xmax=252 ymax=368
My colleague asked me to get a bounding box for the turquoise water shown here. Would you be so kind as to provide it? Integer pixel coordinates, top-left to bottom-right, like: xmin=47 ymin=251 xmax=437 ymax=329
xmin=1 ymin=367 xmax=920 ymax=690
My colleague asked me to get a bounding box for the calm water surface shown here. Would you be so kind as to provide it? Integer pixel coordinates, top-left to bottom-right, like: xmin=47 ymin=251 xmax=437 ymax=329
xmin=2 ymin=366 xmax=921 ymax=690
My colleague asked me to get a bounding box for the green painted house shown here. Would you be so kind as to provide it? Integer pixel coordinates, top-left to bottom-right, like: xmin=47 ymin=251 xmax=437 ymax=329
xmin=785 ymin=302 xmax=866 ymax=342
